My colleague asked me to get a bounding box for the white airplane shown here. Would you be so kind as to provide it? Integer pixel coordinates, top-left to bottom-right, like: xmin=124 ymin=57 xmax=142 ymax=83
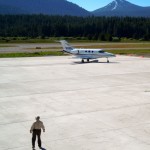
xmin=60 ymin=40 xmax=115 ymax=63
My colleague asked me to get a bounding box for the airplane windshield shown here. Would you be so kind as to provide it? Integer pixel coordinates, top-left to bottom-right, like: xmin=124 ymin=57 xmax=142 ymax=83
xmin=99 ymin=50 xmax=105 ymax=53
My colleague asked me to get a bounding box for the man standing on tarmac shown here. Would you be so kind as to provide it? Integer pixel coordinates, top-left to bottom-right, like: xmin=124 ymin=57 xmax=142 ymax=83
xmin=30 ymin=116 xmax=45 ymax=149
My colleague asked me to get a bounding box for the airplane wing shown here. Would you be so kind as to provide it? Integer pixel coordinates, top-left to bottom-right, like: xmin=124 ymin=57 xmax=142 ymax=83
xmin=74 ymin=54 xmax=99 ymax=59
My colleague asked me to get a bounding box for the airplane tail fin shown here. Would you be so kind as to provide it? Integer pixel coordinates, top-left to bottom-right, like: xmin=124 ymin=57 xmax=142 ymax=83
xmin=60 ymin=40 xmax=74 ymax=53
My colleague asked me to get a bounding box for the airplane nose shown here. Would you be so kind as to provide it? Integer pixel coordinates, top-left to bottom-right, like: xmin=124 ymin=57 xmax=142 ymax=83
xmin=107 ymin=52 xmax=116 ymax=57
xmin=111 ymin=54 xmax=116 ymax=57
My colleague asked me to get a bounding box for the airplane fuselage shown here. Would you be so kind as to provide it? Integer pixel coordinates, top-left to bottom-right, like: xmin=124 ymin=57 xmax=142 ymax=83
xmin=64 ymin=48 xmax=115 ymax=60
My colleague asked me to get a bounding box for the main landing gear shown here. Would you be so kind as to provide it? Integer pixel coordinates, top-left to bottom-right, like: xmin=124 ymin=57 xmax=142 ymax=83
xmin=107 ymin=58 xmax=109 ymax=63
xmin=81 ymin=59 xmax=90 ymax=63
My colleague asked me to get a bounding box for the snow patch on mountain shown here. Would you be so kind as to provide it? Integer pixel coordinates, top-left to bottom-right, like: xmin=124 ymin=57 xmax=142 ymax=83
xmin=112 ymin=0 xmax=118 ymax=11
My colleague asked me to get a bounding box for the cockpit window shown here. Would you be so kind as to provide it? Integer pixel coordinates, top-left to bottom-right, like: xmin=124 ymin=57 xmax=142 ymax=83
xmin=99 ymin=50 xmax=105 ymax=53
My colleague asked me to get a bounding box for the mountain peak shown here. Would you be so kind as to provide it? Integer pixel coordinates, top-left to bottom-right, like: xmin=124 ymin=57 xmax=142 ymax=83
xmin=115 ymin=0 xmax=126 ymax=2
xmin=95 ymin=0 xmax=142 ymax=11
xmin=103 ymin=0 xmax=140 ymax=11
xmin=92 ymin=0 xmax=150 ymax=17
xmin=111 ymin=0 xmax=128 ymax=10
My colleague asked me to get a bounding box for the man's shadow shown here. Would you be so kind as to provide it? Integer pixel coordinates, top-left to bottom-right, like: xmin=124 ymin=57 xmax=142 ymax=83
xmin=40 ymin=147 xmax=46 ymax=150
xmin=33 ymin=148 xmax=46 ymax=150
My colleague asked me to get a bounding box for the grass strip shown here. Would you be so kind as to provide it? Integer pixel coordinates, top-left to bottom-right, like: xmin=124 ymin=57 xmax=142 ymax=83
xmin=107 ymin=49 xmax=150 ymax=55
xmin=0 ymin=45 xmax=16 ymax=48
xmin=78 ymin=44 xmax=150 ymax=49
xmin=0 ymin=51 xmax=67 ymax=58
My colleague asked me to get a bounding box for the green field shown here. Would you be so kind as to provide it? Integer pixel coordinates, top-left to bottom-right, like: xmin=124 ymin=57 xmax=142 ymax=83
xmin=0 ymin=37 xmax=149 ymax=44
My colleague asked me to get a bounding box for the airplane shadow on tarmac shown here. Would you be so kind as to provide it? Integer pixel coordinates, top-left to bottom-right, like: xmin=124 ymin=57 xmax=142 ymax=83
xmin=72 ymin=60 xmax=119 ymax=65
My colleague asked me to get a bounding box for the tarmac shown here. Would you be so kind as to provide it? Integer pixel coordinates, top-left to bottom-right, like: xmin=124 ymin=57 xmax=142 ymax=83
xmin=0 ymin=55 xmax=150 ymax=150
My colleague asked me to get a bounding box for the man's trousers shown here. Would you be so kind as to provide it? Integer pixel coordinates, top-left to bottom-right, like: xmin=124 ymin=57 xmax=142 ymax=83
xmin=32 ymin=129 xmax=41 ymax=148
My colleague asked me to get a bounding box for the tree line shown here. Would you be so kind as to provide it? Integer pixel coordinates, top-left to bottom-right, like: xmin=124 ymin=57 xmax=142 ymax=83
xmin=0 ymin=15 xmax=150 ymax=41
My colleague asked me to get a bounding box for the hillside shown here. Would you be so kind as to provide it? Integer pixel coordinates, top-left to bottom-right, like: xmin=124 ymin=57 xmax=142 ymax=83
xmin=0 ymin=0 xmax=90 ymax=16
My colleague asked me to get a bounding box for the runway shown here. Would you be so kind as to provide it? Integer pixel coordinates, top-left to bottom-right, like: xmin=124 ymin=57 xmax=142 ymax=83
xmin=0 ymin=55 xmax=150 ymax=150
xmin=0 ymin=43 xmax=150 ymax=53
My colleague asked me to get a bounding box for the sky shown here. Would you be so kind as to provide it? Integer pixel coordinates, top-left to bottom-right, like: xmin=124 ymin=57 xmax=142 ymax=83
xmin=67 ymin=0 xmax=150 ymax=11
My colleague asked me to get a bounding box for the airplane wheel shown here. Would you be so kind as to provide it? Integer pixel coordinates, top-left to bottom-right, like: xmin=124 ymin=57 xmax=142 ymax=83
xmin=82 ymin=59 xmax=84 ymax=63
xmin=107 ymin=58 xmax=109 ymax=63
xmin=87 ymin=59 xmax=89 ymax=62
